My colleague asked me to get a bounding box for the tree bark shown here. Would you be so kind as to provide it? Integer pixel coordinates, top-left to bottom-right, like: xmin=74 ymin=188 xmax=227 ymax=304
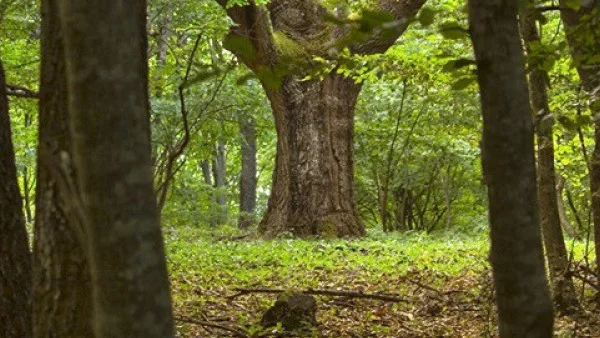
xmin=0 ymin=59 xmax=32 ymax=338
xmin=57 ymin=0 xmax=175 ymax=336
xmin=259 ymin=74 xmax=365 ymax=237
xmin=219 ymin=0 xmax=426 ymax=237
xmin=520 ymin=4 xmax=580 ymax=314
xmin=213 ymin=141 xmax=228 ymax=225
xmin=239 ymin=116 xmax=257 ymax=229
xmin=33 ymin=0 xmax=94 ymax=336
xmin=556 ymin=175 xmax=578 ymax=238
xmin=559 ymin=0 xmax=600 ymax=295
xmin=468 ymin=0 xmax=554 ymax=336
xmin=201 ymin=159 xmax=218 ymax=228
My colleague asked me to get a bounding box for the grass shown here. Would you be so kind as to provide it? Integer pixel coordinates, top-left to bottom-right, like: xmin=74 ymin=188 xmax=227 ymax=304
xmin=165 ymin=226 xmax=599 ymax=337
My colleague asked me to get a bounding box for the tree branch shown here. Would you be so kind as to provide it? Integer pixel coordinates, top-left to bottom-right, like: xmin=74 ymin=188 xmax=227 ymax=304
xmin=216 ymin=0 xmax=276 ymax=69
xmin=174 ymin=315 xmax=248 ymax=337
xmin=351 ymin=0 xmax=428 ymax=55
xmin=228 ymin=287 xmax=411 ymax=303
xmin=6 ymin=84 xmax=39 ymax=99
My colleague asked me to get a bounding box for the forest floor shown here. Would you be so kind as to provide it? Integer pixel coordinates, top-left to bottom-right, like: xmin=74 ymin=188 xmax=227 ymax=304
xmin=166 ymin=227 xmax=600 ymax=337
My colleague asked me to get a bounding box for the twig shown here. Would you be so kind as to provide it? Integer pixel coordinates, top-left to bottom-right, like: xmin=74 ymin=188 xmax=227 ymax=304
xmin=229 ymin=287 xmax=411 ymax=303
xmin=174 ymin=315 xmax=248 ymax=337
xmin=6 ymin=84 xmax=39 ymax=99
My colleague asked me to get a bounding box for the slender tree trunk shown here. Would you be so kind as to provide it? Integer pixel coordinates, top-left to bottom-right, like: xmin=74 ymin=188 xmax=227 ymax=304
xmin=520 ymin=5 xmax=580 ymax=314
xmin=213 ymin=141 xmax=228 ymax=224
xmin=239 ymin=116 xmax=257 ymax=229
xmin=201 ymin=159 xmax=218 ymax=228
xmin=57 ymin=0 xmax=174 ymax=336
xmin=259 ymin=75 xmax=365 ymax=238
xmin=468 ymin=0 xmax=554 ymax=336
xmin=559 ymin=0 xmax=600 ymax=294
xmin=556 ymin=175 xmax=578 ymax=238
xmin=0 ymin=59 xmax=32 ymax=338
xmin=33 ymin=0 xmax=94 ymax=336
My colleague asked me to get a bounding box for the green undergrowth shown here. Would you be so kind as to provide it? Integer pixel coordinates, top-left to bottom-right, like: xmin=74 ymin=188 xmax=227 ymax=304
xmin=165 ymin=227 xmax=490 ymax=289
xmin=164 ymin=227 xmax=597 ymax=337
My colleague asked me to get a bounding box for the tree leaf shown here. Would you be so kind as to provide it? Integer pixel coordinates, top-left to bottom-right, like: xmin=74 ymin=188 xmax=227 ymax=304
xmin=418 ymin=8 xmax=436 ymax=27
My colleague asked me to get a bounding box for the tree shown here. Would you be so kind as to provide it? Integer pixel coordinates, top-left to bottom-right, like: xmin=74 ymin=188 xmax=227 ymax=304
xmin=468 ymin=0 xmax=554 ymax=336
xmin=33 ymin=0 xmax=93 ymax=336
xmin=218 ymin=0 xmax=426 ymax=237
xmin=0 ymin=59 xmax=32 ymax=338
xmin=239 ymin=114 xmax=258 ymax=229
xmin=213 ymin=140 xmax=228 ymax=224
xmin=57 ymin=0 xmax=174 ymax=335
xmin=520 ymin=2 xmax=580 ymax=314
xmin=559 ymin=0 xmax=600 ymax=293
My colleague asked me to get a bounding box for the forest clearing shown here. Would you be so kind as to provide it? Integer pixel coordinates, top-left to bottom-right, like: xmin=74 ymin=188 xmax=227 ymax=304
xmin=1 ymin=0 xmax=599 ymax=337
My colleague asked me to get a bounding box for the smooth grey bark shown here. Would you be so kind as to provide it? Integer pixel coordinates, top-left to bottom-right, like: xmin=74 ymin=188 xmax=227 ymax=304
xmin=33 ymin=0 xmax=93 ymax=336
xmin=57 ymin=0 xmax=175 ymax=336
xmin=559 ymin=0 xmax=600 ymax=293
xmin=0 ymin=59 xmax=32 ymax=338
xmin=520 ymin=4 xmax=580 ymax=314
xmin=213 ymin=141 xmax=228 ymax=224
xmin=239 ymin=116 xmax=257 ymax=229
xmin=468 ymin=0 xmax=554 ymax=336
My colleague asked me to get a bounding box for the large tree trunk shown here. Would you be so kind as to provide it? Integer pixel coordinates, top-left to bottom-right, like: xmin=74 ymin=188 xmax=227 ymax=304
xmin=0 ymin=60 xmax=32 ymax=338
xmin=559 ymin=0 xmax=600 ymax=294
xmin=239 ymin=116 xmax=257 ymax=229
xmin=57 ymin=0 xmax=175 ymax=336
xmin=468 ymin=0 xmax=554 ymax=336
xmin=218 ymin=0 xmax=426 ymax=238
xmin=520 ymin=5 xmax=580 ymax=314
xmin=259 ymin=75 xmax=365 ymax=237
xmin=33 ymin=0 xmax=94 ymax=336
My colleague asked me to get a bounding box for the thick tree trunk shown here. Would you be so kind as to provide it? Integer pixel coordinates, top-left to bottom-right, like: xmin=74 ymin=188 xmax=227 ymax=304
xmin=239 ymin=116 xmax=257 ymax=229
xmin=0 ymin=60 xmax=32 ymax=338
xmin=219 ymin=0 xmax=426 ymax=238
xmin=468 ymin=0 xmax=554 ymax=336
xmin=259 ymin=74 xmax=365 ymax=238
xmin=520 ymin=7 xmax=580 ymax=314
xmin=559 ymin=0 xmax=600 ymax=295
xmin=33 ymin=0 xmax=93 ymax=336
xmin=57 ymin=0 xmax=175 ymax=336
xmin=213 ymin=141 xmax=228 ymax=224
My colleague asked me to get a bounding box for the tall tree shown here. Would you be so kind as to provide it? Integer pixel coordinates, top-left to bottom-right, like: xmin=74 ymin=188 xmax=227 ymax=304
xmin=218 ymin=0 xmax=426 ymax=237
xmin=0 ymin=60 xmax=32 ymax=338
xmin=559 ymin=0 xmax=600 ymax=292
xmin=239 ymin=115 xmax=257 ymax=229
xmin=520 ymin=2 xmax=580 ymax=314
xmin=57 ymin=0 xmax=174 ymax=336
xmin=33 ymin=0 xmax=93 ymax=336
xmin=213 ymin=140 xmax=228 ymax=224
xmin=468 ymin=0 xmax=554 ymax=336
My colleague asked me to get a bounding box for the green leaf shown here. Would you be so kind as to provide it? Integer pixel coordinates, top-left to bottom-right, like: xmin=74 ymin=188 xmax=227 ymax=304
xmin=451 ymin=77 xmax=475 ymax=90
xmin=439 ymin=22 xmax=468 ymax=40
xmin=564 ymin=0 xmax=582 ymax=10
xmin=443 ymin=58 xmax=476 ymax=72
xmin=418 ymin=8 xmax=436 ymax=27
xmin=223 ymin=35 xmax=256 ymax=61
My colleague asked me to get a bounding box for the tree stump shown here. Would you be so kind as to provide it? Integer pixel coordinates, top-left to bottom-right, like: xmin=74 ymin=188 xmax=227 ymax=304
xmin=260 ymin=292 xmax=317 ymax=333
